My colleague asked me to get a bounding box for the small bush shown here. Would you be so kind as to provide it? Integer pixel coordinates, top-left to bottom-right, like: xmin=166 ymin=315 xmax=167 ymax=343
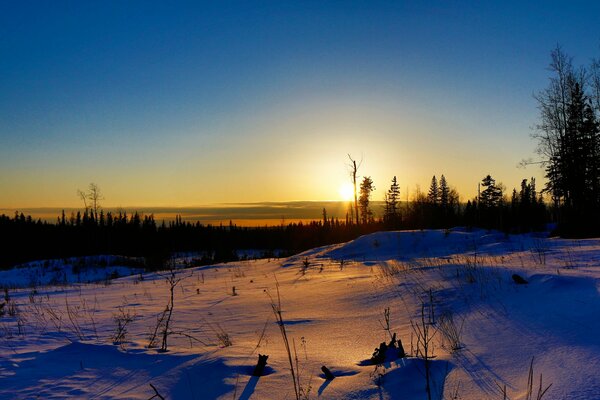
xmin=437 ymin=309 xmax=464 ymax=352
xmin=112 ymin=306 xmax=135 ymax=347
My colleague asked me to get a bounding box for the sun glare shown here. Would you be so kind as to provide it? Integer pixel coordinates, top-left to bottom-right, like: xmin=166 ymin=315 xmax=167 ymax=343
xmin=339 ymin=183 xmax=354 ymax=201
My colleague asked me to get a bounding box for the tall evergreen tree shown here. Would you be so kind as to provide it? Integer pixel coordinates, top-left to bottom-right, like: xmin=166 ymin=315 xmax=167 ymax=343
xmin=427 ymin=176 xmax=439 ymax=205
xmin=359 ymin=176 xmax=375 ymax=224
xmin=480 ymin=175 xmax=503 ymax=209
xmin=384 ymin=176 xmax=401 ymax=226
xmin=439 ymin=175 xmax=449 ymax=209
xmin=478 ymin=175 xmax=504 ymax=229
xmin=582 ymin=98 xmax=600 ymax=210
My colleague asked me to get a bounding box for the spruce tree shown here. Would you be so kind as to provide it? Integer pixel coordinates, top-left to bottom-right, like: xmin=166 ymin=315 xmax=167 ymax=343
xmin=439 ymin=175 xmax=449 ymax=209
xmin=427 ymin=176 xmax=439 ymax=205
xmin=384 ymin=176 xmax=401 ymax=226
xmin=582 ymin=99 xmax=600 ymax=210
xmin=480 ymin=175 xmax=503 ymax=209
xmin=359 ymin=176 xmax=375 ymax=224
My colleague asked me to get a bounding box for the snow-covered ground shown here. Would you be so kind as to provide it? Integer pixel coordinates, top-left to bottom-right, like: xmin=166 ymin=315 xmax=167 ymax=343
xmin=0 ymin=255 xmax=145 ymax=288
xmin=1 ymin=229 xmax=599 ymax=399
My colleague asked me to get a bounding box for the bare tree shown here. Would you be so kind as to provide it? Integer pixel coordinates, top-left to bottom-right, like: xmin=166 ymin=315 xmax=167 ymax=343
xmin=77 ymin=189 xmax=89 ymax=213
xmin=532 ymin=46 xmax=583 ymax=207
xmin=347 ymin=154 xmax=361 ymax=225
xmin=77 ymin=183 xmax=104 ymax=220
xmin=88 ymin=183 xmax=103 ymax=221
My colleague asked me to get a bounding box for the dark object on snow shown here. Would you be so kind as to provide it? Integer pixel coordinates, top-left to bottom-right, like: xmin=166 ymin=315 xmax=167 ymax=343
xmin=371 ymin=340 xmax=388 ymax=364
xmin=149 ymin=383 xmax=165 ymax=400
xmin=252 ymin=354 xmax=269 ymax=376
xmin=371 ymin=333 xmax=406 ymax=364
xmin=512 ymin=274 xmax=528 ymax=284
xmin=321 ymin=365 xmax=335 ymax=380
xmin=391 ymin=333 xmax=406 ymax=358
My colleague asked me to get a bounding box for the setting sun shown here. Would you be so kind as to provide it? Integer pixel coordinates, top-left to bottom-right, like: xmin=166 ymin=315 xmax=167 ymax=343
xmin=339 ymin=182 xmax=354 ymax=201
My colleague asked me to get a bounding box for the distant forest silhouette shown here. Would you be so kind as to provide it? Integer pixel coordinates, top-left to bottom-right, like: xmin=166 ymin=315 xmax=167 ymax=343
xmin=0 ymin=172 xmax=547 ymax=269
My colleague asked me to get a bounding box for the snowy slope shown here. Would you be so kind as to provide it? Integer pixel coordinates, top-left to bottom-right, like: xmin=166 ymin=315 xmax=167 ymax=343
xmin=0 ymin=255 xmax=144 ymax=287
xmin=1 ymin=229 xmax=600 ymax=399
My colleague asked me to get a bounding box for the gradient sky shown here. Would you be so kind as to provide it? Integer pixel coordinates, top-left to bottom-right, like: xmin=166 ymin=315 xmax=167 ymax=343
xmin=1 ymin=1 xmax=600 ymax=208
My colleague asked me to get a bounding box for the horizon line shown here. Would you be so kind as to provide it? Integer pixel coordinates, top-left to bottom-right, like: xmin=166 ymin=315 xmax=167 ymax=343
xmin=0 ymin=200 xmax=366 ymax=211
xmin=1 ymin=201 xmax=378 ymax=225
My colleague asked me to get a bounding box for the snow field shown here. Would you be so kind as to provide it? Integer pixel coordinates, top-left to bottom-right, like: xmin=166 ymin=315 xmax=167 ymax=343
xmin=1 ymin=229 xmax=600 ymax=399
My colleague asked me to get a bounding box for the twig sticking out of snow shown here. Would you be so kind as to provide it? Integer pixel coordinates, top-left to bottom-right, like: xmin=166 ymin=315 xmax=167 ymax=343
xmin=148 ymin=383 xmax=165 ymax=400
xmin=266 ymin=279 xmax=312 ymax=400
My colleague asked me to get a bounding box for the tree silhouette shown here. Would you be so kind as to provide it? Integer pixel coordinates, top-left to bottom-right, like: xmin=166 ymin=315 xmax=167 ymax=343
xmin=533 ymin=46 xmax=600 ymax=234
xmin=359 ymin=176 xmax=375 ymax=224
xmin=384 ymin=176 xmax=401 ymax=226
xmin=480 ymin=175 xmax=503 ymax=209
xmin=347 ymin=155 xmax=361 ymax=225
xmin=439 ymin=175 xmax=449 ymax=210
xmin=427 ymin=176 xmax=439 ymax=205
xmin=77 ymin=183 xmax=104 ymax=221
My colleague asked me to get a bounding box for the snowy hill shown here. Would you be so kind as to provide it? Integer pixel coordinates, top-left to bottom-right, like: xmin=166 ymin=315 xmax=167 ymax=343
xmin=0 ymin=255 xmax=145 ymax=288
xmin=1 ymin=229 xmax=600 ymax=399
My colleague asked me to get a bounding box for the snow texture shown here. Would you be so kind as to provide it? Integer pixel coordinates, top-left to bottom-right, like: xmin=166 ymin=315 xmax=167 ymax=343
xmin=1 ymin=228 xmax=600 ymax=399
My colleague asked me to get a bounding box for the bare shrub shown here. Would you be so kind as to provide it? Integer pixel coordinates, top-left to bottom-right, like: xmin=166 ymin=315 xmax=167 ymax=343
xmin=377 ymin=260 xmax=412 ymax=280
xmin=148 ymin=306 xmax=168 ymax=349
xmin=7 ymin=300 xmax=17 ymax=317
xmin=64 ymin=298 xmax=84 ymax=340
xmin=158 ymin=269 xmax=182 ymax=352
xmin=531 ymin=239 xmax=547 ymax=265
xmin=379 ymin=307 xmax=393 ymax=340
xmin=112 ymin=306 xmax=135 ymax=348
xmin=64 ymin=296 xmax=98 ymax=340
xmin=411 ymin=303 xmax=437 ymax=400
xmin=437 ymin=309 xmax=464 ymax=352
xmin=148 ymin=268 xmax=206 ymax=351
xmin=267 ymin=281 xmax=313 ymax=400
xmin=203 ymin=319 xmax=232 ymax=347
xmin=463 ymin=255 xmax=480 ymax=284
xmin=231 ymin=267 xmax=245 ymax=278
xmin=300 ymin=258 xmax=310 ymax=275
xmin=495 ymin=357 xmax=552 ymax=400
xmin=525 ymin=357 xmax=552 ymax=400
xmin=1 ymin=288 xmax=17 ymax=317
xmin=561 ymin=245 xmax=577 ymax=268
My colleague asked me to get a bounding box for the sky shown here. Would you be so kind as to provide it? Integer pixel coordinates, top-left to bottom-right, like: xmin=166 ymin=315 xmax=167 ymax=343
xmin=1 ymin=1 xmax=600 ymax=209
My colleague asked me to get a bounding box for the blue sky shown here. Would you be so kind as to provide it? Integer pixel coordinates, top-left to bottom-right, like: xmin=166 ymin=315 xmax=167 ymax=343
xmin=1 ymin=1 xmax=599 ymax=207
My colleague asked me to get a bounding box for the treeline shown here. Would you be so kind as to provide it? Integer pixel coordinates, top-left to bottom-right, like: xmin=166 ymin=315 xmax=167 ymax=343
xmin=0 ymin=172 xmax=548 ymax=270
xmin=364 ymin=173 xmax=547 ymax=232
xmin=0 ymin=210 xmax=381 ymax=270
